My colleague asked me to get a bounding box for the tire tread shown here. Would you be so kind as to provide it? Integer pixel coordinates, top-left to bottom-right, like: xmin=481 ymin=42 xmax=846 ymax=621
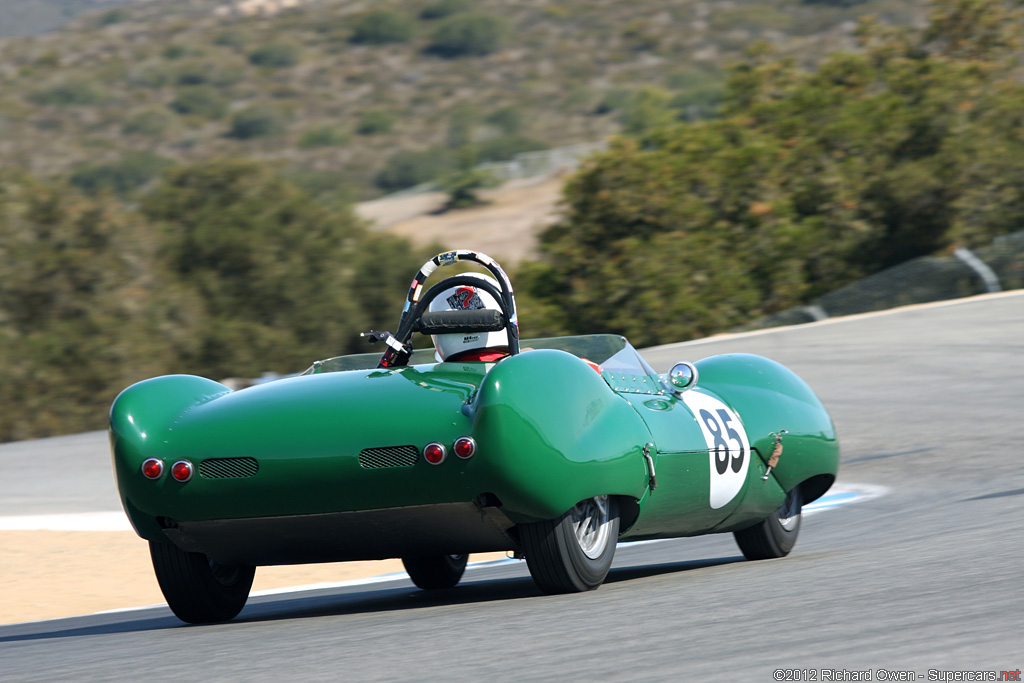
xmin=150 ymin=541 xmax=254 ymax=624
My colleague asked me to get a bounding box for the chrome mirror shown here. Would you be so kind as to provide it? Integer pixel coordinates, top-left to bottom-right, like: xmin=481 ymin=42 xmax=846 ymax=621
xmin=667 ymin=361 xmax=698 ymax=394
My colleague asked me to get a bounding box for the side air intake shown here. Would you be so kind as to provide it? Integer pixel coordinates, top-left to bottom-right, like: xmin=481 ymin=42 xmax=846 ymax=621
xmin=359 ymin=446 xmax=419 ymax=469
xmin=198 ymin=457 xmax=259 ymax=479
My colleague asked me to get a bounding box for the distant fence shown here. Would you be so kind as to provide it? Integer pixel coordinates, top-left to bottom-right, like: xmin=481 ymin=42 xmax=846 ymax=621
xmin=381 ymin=141 xmax=609 ymax=199
xmin=746 ymin=230 xmax=1024 ymax=329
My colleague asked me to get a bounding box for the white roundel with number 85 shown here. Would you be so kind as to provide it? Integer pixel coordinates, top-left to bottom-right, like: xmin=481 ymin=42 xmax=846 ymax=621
xmin=682 ymin=390 xmax=751 ymax=509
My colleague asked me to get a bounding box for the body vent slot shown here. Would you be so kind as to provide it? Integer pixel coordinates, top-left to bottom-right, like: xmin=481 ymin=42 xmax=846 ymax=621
xmin=199 ymin=457 xmax=259 ymax=479
xmin=359 ymin=445 xmax=419 ymax=469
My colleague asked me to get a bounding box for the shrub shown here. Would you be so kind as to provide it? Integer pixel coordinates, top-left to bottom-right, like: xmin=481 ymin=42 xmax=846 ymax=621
xmin=420 ymin=0 xmax=470 ymax=20
xmin=427 ymin=14 xmax=505 ymax=58
xmin=128 ymin=63 xmax=171 ymax=89
xmin=248 ymin=43 xmax=299 ymax=68
xmin=592 ymin=88 xmax=631 ymax=115
xmin=169 ymin=86 xmax=227 ymax=119
xmin=214 ymin=29 xmax=246 ymax=48
xmin=27 ymin=80 xmax=107 ymax=107
xmin=375 ymin=148 xmax=455 ymax=191
xmin=175 ymin=61 xmax=210 ymax=86
xmin=670 ymin=86 xmax=724 ymax=121
xmin=485 ymin=105 xmax=523 ymax=134
xmin=446 ymin=104 xmax=480 ymax=148
xmin=69 ymin=152 xmax=172 ymax=196
xmin=123 ymin=108 xmax=174 ymax=136
xmin=97 ymin=9 xmax=128 ymax=26
xmin=163 ymin=45 xmax=187 ymax=60
xmin=349 ymin=10 xmax=414 ymax=45
xmin=439 ymin=168 xmax=499 ymax=211
xmin=226 ymin=104 xmax=287 ymax=139
xmin=283 ymin=169 xmax=355 ymax=205
xmin=356 ymin=108 xmax=396 ymax=135
xmin=173 ymin=60 xmax=244 ymax=87
xmin=619 ymin=86 xmax=676 ymax=135
xmin=476 ymin=135 xmax=548 ymax=162
xmin=298 ymin=124 xmax=349 ymax=148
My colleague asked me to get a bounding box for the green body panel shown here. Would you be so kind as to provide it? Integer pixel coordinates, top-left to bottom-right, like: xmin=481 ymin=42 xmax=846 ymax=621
xmin=469 ymin=349 xmax=651 ymax=522
xmin=613 ymin=353 xmax=837 ymax=541
xmin=110 ymin=336 xmax=839 ymax=563
xmin=110 ymin=345 xmax=651 ymax=543
xmin=691 ymin=353 xmax=839 ymax=504
xmin=619 ymin=398 xmax=723 ymax=539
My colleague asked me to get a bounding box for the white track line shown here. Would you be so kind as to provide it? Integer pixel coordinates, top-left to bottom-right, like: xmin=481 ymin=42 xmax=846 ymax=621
xmin=0 ymin=511 xmax=132 ymax=531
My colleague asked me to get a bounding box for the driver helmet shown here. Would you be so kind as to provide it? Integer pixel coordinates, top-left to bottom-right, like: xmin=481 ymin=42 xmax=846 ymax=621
xmin=428 ymin=273 xmax=509 ymax=362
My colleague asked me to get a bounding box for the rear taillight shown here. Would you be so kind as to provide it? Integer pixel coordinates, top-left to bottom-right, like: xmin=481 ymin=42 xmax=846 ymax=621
xmin=141 ymin=458 xmax=164 ymax=480
xmin=171 ymin=460 xmax=194 ymax=482
xmin=453 ymin=436 xmax=477 ymax=459
xmin=423 ymin=443 xmax=446 ymax=465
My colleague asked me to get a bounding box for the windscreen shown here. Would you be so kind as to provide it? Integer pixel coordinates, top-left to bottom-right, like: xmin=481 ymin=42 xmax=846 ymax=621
xmin=302 ymin=334 xmax=634 ymax=375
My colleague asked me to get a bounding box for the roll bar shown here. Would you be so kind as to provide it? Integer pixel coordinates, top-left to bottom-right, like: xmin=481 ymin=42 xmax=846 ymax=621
xmin=363 ymin=249 xmax=520 ymax=368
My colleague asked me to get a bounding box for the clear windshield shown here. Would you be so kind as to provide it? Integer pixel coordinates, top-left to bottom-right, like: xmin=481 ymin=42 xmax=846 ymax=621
xmin=303 ymin=334 xmax=638 ymax=375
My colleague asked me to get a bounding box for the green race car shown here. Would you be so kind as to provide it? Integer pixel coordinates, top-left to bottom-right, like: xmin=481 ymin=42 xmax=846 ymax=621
xmin=110 ymin=249 xmax=839 ymax=624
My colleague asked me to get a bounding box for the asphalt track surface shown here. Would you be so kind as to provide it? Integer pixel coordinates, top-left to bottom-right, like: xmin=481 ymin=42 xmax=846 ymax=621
xmin=2 ymin=292 xmax=1022 ymax=681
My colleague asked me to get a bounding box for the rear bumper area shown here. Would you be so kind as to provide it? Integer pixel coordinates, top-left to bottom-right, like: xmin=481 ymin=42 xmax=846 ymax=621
xmin=160 ymin=502 xmax=518 ymax=566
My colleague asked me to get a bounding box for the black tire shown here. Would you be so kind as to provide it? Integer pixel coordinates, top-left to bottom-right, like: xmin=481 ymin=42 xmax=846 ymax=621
xmin=402 ymin=554 xmax=468 ymax=590
xmin=150 ymin=541 xmax=255 ymax=624
xmin=520 ymin=495 xmax=619 ymax=594
xmin=733 ymin=486 xmax=802 ymax=560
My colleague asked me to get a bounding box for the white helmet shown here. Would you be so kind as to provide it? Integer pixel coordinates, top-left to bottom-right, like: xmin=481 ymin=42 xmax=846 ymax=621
xmin=428 ymin=273 xmax=508 ymax=362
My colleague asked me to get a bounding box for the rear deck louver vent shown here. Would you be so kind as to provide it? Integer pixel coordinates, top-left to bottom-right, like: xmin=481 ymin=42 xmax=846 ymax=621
xmin=199 ymin=457 xmax=259 ymax=479
xmin=359 ymin=445 xmax=419 ymax=469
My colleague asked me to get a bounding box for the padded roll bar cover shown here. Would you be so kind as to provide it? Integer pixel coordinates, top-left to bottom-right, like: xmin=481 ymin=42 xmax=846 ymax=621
xmin=416 ymin=309 xmax=506 ymax=335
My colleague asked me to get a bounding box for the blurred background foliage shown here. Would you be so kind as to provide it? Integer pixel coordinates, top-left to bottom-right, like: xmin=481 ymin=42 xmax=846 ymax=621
xmin=3 ymin=0 xmax=1024 ymax=441
xmin=519 ymin=0 xmax=1024 ymax=345
xmin=0 ymin=0 xmax=924 ymax=201
xmin=0 ymin=161 xmax=435 ymax=441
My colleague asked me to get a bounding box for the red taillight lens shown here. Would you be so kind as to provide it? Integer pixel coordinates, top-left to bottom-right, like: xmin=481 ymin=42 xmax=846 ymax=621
xmin=453 ymin=436 xmax=476 ymax=459
xmin=141 ymin=458 xmax=164 ymax=480
xmin=171 ymin=460 xmax=194 ymax=482
xmin=423 ymin=443 xmax=446 ymax=465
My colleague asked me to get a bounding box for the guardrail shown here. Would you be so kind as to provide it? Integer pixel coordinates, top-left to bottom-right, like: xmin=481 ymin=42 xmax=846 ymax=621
xmin=745 ymin=230 xmax=1024 ymax=329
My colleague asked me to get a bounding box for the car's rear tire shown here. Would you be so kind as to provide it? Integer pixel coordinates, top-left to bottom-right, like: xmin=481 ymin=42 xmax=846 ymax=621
xmin=402 ymin=554 xmax=468 ymax=590
xmin=520 ymin=495 xmax=619 ymax=594
xmin=733 ymin=486 xmax=802 ymax=560
xmin=150 ymin=541 xmax=255 ymax=624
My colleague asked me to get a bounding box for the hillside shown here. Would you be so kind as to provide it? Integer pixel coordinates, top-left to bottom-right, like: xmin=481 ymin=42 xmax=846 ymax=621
xmin=0 ymin=0 xmax=927 ymax=200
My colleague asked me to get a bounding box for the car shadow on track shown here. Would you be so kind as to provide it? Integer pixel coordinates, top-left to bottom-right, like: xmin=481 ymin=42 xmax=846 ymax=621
xmin=0 ymin=554 xmax=741 ymax=642
xmin=606 ymin=555 xmax=745 ymax=585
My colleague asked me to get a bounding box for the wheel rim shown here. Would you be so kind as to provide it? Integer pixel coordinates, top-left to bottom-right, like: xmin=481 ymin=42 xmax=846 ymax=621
xmin=777 ymin=488 xmax=801 ymax=532
xmin=570 ymin=495 xmax=612 ymax=559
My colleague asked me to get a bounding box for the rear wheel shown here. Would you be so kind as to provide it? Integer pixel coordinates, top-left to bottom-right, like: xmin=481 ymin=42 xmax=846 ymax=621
xmin=733 ymin=486 xmax=802 ymax=560
xmin=150 ymin=541 xmax=254 ymax=624
xmin=520 ymin=495 xmax=619 ymax=594
xmin=402 ymin=554 xmax=468 ymax=590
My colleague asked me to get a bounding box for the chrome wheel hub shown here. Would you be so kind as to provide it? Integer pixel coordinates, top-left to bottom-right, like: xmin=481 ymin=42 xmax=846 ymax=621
xmin=777 ymin=489 xmax=801 ymax=532
xmin=571 ymin=495 xmax=612 ymax=559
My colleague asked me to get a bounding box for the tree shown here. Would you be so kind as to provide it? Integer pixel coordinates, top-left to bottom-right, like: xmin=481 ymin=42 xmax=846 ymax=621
xmin=226 ymin=104 xmax=288 ymax=139
xmin=0 ymin=161 xmax=433 ymax=442
xmin=530 ymin=0 xmax=1024 ymax=345
xmin=0 ymin=172 xmax=171 ymax=441
xmin=141 ymin=159 xmax=426 ymax=379
xmin=349 ymin=10 xmax=415 ymax=45
xmin=427 ymin=14 xmax=505 ymax=58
